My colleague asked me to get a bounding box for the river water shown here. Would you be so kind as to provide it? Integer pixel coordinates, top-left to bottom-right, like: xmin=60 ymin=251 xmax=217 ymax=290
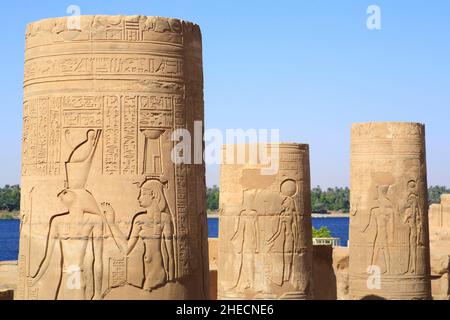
xmin=0 ymin=217 xmax=349 ymax=261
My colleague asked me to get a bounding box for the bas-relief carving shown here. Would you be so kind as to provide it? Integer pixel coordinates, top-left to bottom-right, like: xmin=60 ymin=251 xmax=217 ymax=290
xmin=18 ymin=15 xmax=208 ymax=300
xmin=349 ymin=123 xmax=431 ymax=300
xmin=267 ymin=179 xmax=303 ymax=288
xmin=22 ymin=94 xmax=181 ymax=178
xmin=25 ymin=15 xmax=200 ymax=48
xmin=352 ymin=174 xmax=427 ymax=276
xmin=101 ymin=179 xmax=176 ymax=291
xmin=24 ymin=55 xmax=184 ymax=83
xmin=229 ymin=189 xmax=260 ymax=293
xmin=218 ymin=145 xmax=313 ymax=300
xmin=28 ymin=129 xmax=104 ymax=300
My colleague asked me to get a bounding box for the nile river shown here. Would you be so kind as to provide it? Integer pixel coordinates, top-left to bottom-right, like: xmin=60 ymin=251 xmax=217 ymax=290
xmin=0 ymin=217 xmax=349 ymax=261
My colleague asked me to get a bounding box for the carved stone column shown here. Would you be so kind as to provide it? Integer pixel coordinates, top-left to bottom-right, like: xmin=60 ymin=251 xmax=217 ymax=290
xmin=17 ymin=15 xmax=209 ymax=300
xmin=349 ymin=122 xmax=431 ymax=300
xmin=218 ymin=144 xmax=313 ymax=299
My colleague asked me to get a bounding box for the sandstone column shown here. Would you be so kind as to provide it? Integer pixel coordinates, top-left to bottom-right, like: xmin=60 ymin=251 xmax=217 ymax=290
xmin=349 ymin=122 xmax=431 ymax=300
xmin=17 ymin=15 xmax=209 ymax=300
xmin=218 ymin=144 xmax=313 ymax=299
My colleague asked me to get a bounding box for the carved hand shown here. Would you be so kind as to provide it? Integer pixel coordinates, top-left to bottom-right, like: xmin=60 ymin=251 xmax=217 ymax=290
xmin=101 ymin=202 xmax=115 ymax=224
xmin=29 ymin=275 xmax=38 ymax=287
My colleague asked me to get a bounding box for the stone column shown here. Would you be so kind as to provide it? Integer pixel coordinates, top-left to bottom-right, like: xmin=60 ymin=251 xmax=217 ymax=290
xmin=17 ymin=15 xmax=209 ymax=300
xmin=218 ymin=144 xmax=313 ymax=299
xmin=349 ymin=122 xmax=431 ymax=300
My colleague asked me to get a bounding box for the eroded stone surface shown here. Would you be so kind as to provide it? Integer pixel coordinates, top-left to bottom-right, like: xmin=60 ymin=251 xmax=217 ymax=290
xmin=349 ymin=122 xmax=431 ymax=300
xmin=208 ymin=238 xmax=218 ymax=300
xmin=312 ymin=245 xmax=336 ymax=300
xmin=430 ymin=248 xmax=450 ymax=300
xmin=429 ymin=195 xmax=450 ymax=249
xmin=17 ymin=15 xmax=208 ymax=300
xmin=429 ymin=195 xmax=450 ymax=227
xmin=428 ymin=197 xmax=450 ymax=300
xmin=0 ymin=261 xmax=18 ymax=293
xmin=333 ymin=246 xmax=350 ymax=300
xmin=218 ymin=144 xmax=313 ymax=300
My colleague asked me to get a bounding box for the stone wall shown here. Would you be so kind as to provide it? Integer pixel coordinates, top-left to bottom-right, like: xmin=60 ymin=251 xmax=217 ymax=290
xmin=0 ymin=261 xmax=17 ymax=300
xmin=429 ymin=195 xmax=450 ymax=248
xmin=209 ymin=241 xmax=448 ymax=300
xmin=429 ymin=195 xmax=450 ymax=229
xmin=3 ymin=239 xmax=450 ymax=300
xmin=325 ymin=246 xmax=448 ymax=300
xmin=430 ymin=249 xmax=450 ymax=300
xmin=333 ymin=247 xmax=350 ymax=300
xmin=428 ymin=194 xmax=450 ymax=300
xmin=209 ymin=240 xmax=348 ymax=300
xmin=208 ymin=239 xmax=218 ymax=300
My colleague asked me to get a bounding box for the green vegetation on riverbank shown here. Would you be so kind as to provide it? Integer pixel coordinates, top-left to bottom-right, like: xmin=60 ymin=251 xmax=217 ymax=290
xmin=0 ymin=185 xmax=20 ymax=214
xmin=206 ymin=185 xmax=219 ymax=214
xmin=311 ymin=187 xmax=350 ymax=212
xmin=1 ymin=184 xmax=449 ymax=219
xmin=428 ymin=186 xmax=450 ymax=204
xmin=0 ymin=211 xmax=19 ymax=220
xmin=312 ymin=226 xmax=332 ymax=238
xmin=205 ymin=185 xmax=450 ymax=213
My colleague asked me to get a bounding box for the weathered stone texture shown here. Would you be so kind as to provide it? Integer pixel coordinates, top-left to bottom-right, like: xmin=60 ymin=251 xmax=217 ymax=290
xmin=218 ymin=144 xmax=313 ymax=299
xmin=18 ymin=15 xmax=208 ymax=300
xmin=349 ymin=122 xmax=431 ymax=300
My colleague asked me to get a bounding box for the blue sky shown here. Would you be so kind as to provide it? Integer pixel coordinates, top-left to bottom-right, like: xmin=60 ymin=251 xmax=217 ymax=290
xmin=1 ymin=0 xmax=449 ymax=187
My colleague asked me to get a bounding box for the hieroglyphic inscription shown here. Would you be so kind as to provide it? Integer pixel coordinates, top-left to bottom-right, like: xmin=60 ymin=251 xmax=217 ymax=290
xmin=125 ymin=20 xmax=140 ymax=41
xmin=187 ymin=168 xmax=200 ymax=272
xmin=16 ymin=255 xmax=27 ymax=299
xmin=48 ymin=98 xmax=62 ymax=175
xmin=24 ymin=56 xmax=183 ymax=82
xmin=279 ymin=152 xmax=302 ymax=172
xmin=22 ymin=97 xmax=61 ymax=176
xmin=140 ymin=95 xmax=175 ymax=111
xmin=63 ymin=95 xmax=104 ymax=110
xmin=139 ymin=110 xmax=172 ymax=128
xmin=22 ymin=94 xmax=181 ymax=176
xmin=174 ymin=96 xmax=189 ymax=277
xmin=109 ymin=258 xmax=127 ymax=288
xmin=103 ymin=96 xmax=121 ymax=175
xmin=25 ymin=16 xmax=195 ymax=48
xmin=36 ymin=97 xmax=49 ymax=175
xmin=28 ymin=288 xmax=39 ymax=300
xmin=63 ymin=111 xmax=103 ymax=128
xmin=121 ymin=96 xmax=138 ymax=175
xmin=22 ymin=100 xmax=38 ymax=176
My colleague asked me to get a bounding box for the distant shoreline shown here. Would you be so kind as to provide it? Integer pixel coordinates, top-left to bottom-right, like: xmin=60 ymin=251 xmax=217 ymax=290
xmin=0 ymin=211 xmax=19 ymax=220
xmin=312 ymin=213 xmax=349 ymax=218
xmin=207 ymin=212 xmax=349 ymax=218
xmin=1 ymin=212 xmax=349 ymax=220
